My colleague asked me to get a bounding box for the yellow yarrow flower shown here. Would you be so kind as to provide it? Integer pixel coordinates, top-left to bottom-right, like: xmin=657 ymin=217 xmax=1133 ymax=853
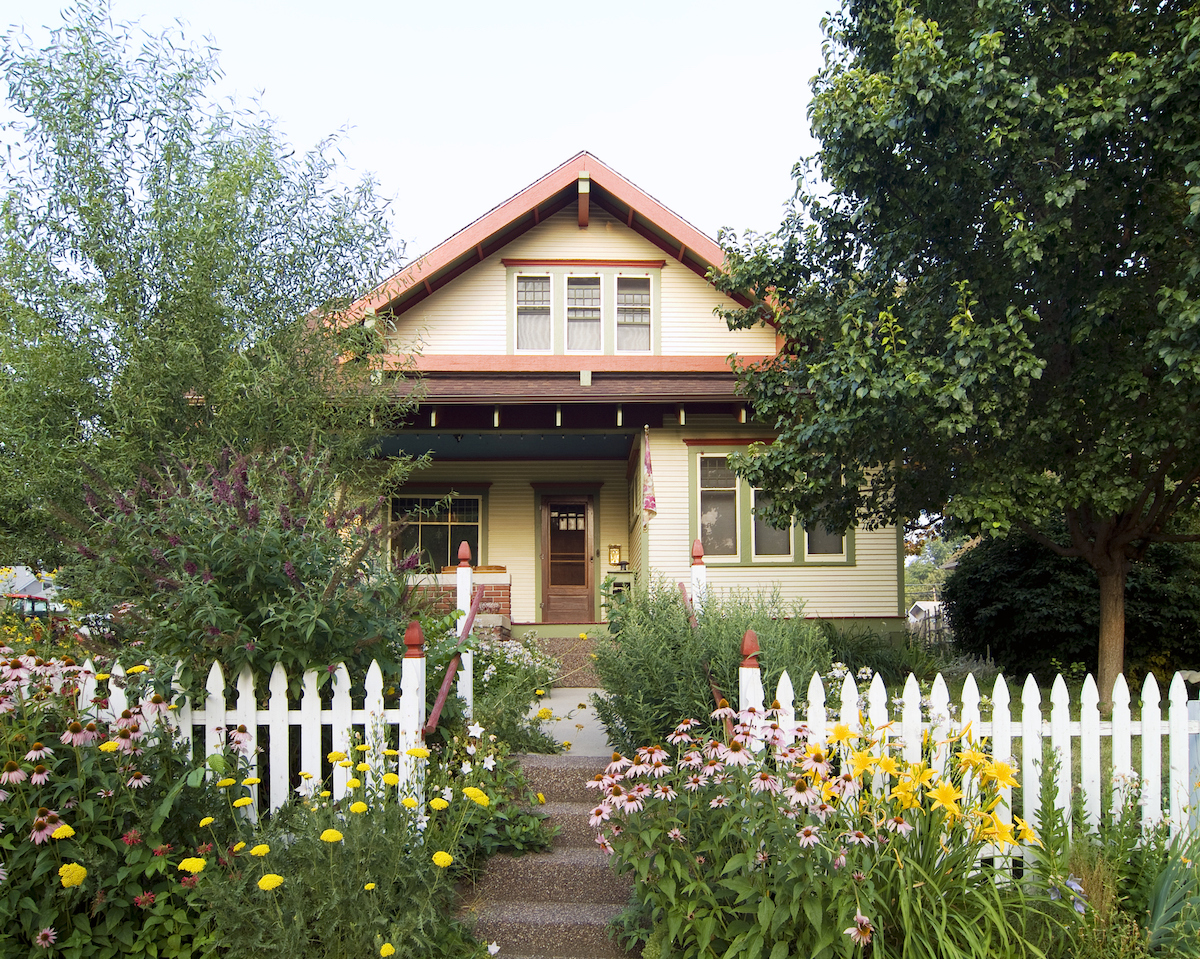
xmin=327 ymin=751 xmax=347 ymax=762
xmin=355 ymin=744 xmax=371 ymax=753
xmin=468 ymin=791 xmax=490 ymax=808
xmin=257 ymin=873 xmax=284 ymax=891
xmin=233 ymin=797 xmax=253 ymax=808
xmin=126 ymin=664 xmax=149 ymax=674
xmin=406 ymin=747 xmax=430 ymax=759
xmin=380 ymin=945 xmax=396 ymax=957
xmin=536 ymin=707 xmax=553 ymax=721
xmin=350 ymin=801 xmax=368 ymax=814
xmin=402 ymin=797 xmax=418 ymax=809
xmin=177 ymin=857 xmax=206 ymax=874
xmin=59 ymin=862 xmax=87 ymax=887
xmin=215 ymin=778 xmax=236 ymax=788
xmin=52 ymin=824 xmax=76 ymax=840
xmin=429 ymin=797 xmax=449 ymax=810
xmin=356 ymin=762 xmax=370 ymax=772
xmin=98 ymin=741 xmax=119 ymax=753
xmin=338 ymin=760 xmax=355 ymax=768
xmin=233 ymin=842 xmax=246 ymax=852
xmin=320 ymin=829 xmax=343 ymax=843
xmin=242 ymin=777 xmax=261 ymax=786
xmin=250 ymin=844 xmax=269 ymax=857
xmin=364 ymin=882 xmax=376 ymax=890
xmin=199 ymin=817 xmax=214 ymax=828
xmin=383 ymin=773 xmax=400 ymax=787
xmin=94 ymin=673 xmax=110 ymax=681
xmin=432 ymin=850 xmax=453 ymax=868
xmin=346 ymin=777 xmax=362 ymax=789
xmin=320 ymin=790 xmax=332 ymax=798
xmin=383 ymin=748 xmax=400 ymax=756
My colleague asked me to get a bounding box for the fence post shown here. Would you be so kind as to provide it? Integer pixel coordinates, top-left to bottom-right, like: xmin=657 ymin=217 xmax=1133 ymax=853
xmin=739 ymin=629 xmax=763 ymax=712
xmin=690 ymin=539 xmax=706 ymax=615
xmin=1189 ymin=694 xmax=1200 ymax=834
xmin=455 ymin=540 xmax=474 ymax=719
xmin=399 ymin=621 xmax=427 ymax=794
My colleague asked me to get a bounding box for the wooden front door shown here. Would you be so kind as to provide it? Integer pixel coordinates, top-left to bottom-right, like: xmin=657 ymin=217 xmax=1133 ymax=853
xmin=541 ymin=496 xmax=594 ymax=623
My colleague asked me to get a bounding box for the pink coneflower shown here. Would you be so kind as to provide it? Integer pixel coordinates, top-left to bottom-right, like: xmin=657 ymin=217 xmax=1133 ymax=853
xmin=797 ymin=825 xmax=821 ymax=848
xmin=667 ymin=827 xmax=685 ymax=843
xmin=710 ymin=700 xmax=736 ymax=721
xmin=604 ymin=753 xmax=632 ymax=775
xmin=638 ymin=745 xmax=668 ymax=764
xmin=1 ymin=761 xmax=27 ymax=785
xmin=667 ymin=726 xmax=695 ymax=745
xmin=721 ymin=741 xmax=753 ymax=767
xmin=652 ymin=783 xmax=677 ymax=801
xmin=35 ymin=927 xmax=57 ymax=949
xmin=83 ymin=722 xmax=100 ymax=742
xmin=127 ymin=771 xmax=148 ymax=789
xmin=594 ymin=833 xmax=614 ymax=854
xmin=30 ymin=813 xmax=59 ymax=845
xmin=618 ymin=792 xmax=644 ymax=813
xmin=585 ymin=774 xmax=610 ymax=791
xmin=629 ymin=782 xmax=653 ymax=801
xmin=775 ymin=744 xmax=803 ymax=764
xmin=749 ymin=772 xmax=783 ymax=795
xmin=229 ymin=725 xmax=253 ymax=756
xmin=801 ymin=748 xmax=832 ymax=779
xmin=784 ymin=777 xmax=819 ymax=806
xmin=30 ymin=765 xmax=50 ymax=786
xmin=625 ymin=759 xmax=651 ymax=778
xmin=709 ymin=795 xmax=729 ymax=808
xmin=648 ymin=760 xmax=671 ymax=779
xmin=702 ymin=738 xmax=724 ymax=759
xmin=832 ymin=846 xmax=847 ymax=870
xmin=885 ymin=815 xmax=914 ymax=836
xmin=60 ymin=722 xmax=89 ymax=747
xmin=115 ymin=709 xmax=139 ymax=729
xmin=682 ymin=774 xmax=706 ymax=792
xmin=588 ymin=805 xmax=610 ymax=827
xmin=96 ymin=789 xmax=114 ymax=799
xmin=701 ymin=757 xmax=726 ymax=776
xmin=677 ymin=750 xmax=704 ymax=770
xmin=127 ymin=722 xmax=145 ymax=742
xmin=2 ymin=659 xmax=30 ymax=683
xmin=142 ymin=693 xmax=170 ymax=717
xmin=845 ymin=830 xmax=874 ymax=847
xmin=24 ymin=742 xmax=53 ymax=761
xmin=844 ymin=911 xmax=873 ymax=946
xmin=810 ymin=802 xmax=835 ymax=823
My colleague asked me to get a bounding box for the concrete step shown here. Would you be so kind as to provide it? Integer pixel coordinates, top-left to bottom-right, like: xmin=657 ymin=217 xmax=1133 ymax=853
xmin=472 ymin=847 xmax=632 ymax=904
xmin=536 ymin=635 xmax=603 ymax=687
xmin=469 ymin=900 xmax=631 ymax=959
xmin=516 ymin=753 xmax=610 ymax=804
xmin=543 ymin=801 xmax=600 ymax=848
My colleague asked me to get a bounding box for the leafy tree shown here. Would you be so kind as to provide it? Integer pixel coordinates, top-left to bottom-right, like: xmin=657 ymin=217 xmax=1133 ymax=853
xmin=714 ymin=0 xmax=1200 ymax=702
xmin=943 ymin=520 xmax=1200 ymax=684
xmin=0 ymin=3 xmax=409 ymax=570
xmin=904 ymin=534 xmax=962 ymax=608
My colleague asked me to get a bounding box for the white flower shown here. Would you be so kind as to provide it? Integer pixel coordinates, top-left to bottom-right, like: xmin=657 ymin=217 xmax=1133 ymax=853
xmin=441 ymin=786 xmax=454 ymax=801
xmin=466 ymin=744 xmax=477 ymax=755
xmin=488 ymin=943 xmax=500 ymax=956
xmin=483 ymin=755 xmax=496 ymax=771
xmin=461 ymin=761 xmax=472 ymax=775
xmin=467 ymin=723 xmax=485 ymax=739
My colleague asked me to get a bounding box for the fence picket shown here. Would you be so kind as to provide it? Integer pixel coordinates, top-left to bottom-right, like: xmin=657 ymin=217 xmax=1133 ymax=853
xmin=776 ymin=671 xmax=796 ymax=745
xmin=805 ymin=671 xmax=826 ymax=745
xmin=1080 ymin=676 xmax=1101 ymax=831
xmin=1021 ymin=675 xmax=1043 ymax=830
xmin=900 ymin=674 xmax=922 ymax=765
xmin=991 ymin=675 xmax=1013 ymax=877
xmin=1049 ymin=675 xmax=1072 ymax=837
xmin=1141 ymin=673 xmax=1162 ymax=831
xmin=1168 ymin=673 xmax=1189 ymax=838
xmin=299 ymin=669 xmax=321 ymax=785
xmin=1112 ymin=675 xmax=1134 ymax=812
xmin=204 ymin=661 xmax=226 ymax=765
xmin=928 ymin=674 xmax=951 ymax=777
xmin=267 ymin=664 xmax=290 ymax=814
xmin=234 ymin=665 xmax=259 ymax=818
xmin=330 ymin=664 xmax=353 ymax=801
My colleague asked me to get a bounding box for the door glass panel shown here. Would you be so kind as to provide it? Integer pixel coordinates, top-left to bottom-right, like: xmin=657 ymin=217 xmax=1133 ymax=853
xmin=548 ymin=505 xmax=587 ymax=585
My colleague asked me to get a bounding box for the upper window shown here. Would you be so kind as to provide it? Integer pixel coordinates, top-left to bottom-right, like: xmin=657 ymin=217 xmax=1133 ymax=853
xmin=506 ymin=260 xmax=660 ymax=355
xmin=616 ymin=277 xmax=651 ymax=352
xmin=516 ymin=276 xmax=552 ymax=351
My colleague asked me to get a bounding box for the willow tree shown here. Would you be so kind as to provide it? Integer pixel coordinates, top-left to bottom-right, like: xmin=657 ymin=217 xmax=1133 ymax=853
xmin=715 ymin=0 xmax=1200 ymax=701
xmin=0 ymin=3 xmax=409 ymax=568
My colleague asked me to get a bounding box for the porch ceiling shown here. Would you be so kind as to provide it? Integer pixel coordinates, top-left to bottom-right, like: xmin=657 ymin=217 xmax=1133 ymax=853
xmin=377 ymin=430 xmax=636 ymax=461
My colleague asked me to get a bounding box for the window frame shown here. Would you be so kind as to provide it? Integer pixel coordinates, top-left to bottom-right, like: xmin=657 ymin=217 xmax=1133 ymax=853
xmin=391 ymin=489 xmax=489 ymax=571
xmin=515 ymin=274 xmax=553 ymax=354
xmin=565 ymin=274 xmax=603 ymax=354
xmin=615 ymin=275 xmax=652 ymax=354
xmin=505 ymin=260 xmax=662 ymax=356
xmin=697 ymin=453 xmax=741 ymax=562
xmin=687 ymin=446 xmax=855 ymax=567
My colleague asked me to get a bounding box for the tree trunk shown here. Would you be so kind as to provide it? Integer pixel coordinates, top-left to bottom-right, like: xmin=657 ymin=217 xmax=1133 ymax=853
xmin=1096 ymin=566 xmax=1127 ymax=709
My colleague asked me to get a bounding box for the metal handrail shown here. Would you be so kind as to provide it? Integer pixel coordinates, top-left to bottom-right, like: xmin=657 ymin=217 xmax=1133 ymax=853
xmin=422 ymin=584 xmax=485 ymax=737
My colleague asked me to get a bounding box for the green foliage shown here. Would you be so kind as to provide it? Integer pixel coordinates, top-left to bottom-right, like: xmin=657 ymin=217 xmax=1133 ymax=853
xmin=904 ymin=535 xmax=963 ymax=608
xmin=58 ymin=449 xmax=421 ymax=690
xmin=597 ymin=705 xmax=1079 ymax=958
xmin=590 ymin=586 xmax=831 ymax=756
xmin=0 ymin=654 xmax=233 ymax=957
xmin=713 ymin=0 xmax=1200 ymax=689
xmin=0 ymin=2 xmax=410 ymax=569
xmin=471 ymin=630 xmax=561 ymax=753
xmin=943 ymin=522 xmax=1200 ymax=681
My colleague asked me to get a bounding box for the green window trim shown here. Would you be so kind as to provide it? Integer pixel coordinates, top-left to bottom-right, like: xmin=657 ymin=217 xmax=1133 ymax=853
xmin=687 ymin=449 xmax=856 ymax=567
xmin=391 ymin=487 xmax=490 ymax=570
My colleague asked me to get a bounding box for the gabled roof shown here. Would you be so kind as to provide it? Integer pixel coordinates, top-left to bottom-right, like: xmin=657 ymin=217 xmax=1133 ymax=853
xmin=352 ymin=151 xmax=740 ymax=320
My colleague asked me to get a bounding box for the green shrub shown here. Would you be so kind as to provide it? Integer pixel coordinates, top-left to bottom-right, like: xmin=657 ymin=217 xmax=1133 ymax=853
xmin=591 ymin=587 xmax=830 ymax=755
xmin=943 ymin=519 xmax=1200 ymax=682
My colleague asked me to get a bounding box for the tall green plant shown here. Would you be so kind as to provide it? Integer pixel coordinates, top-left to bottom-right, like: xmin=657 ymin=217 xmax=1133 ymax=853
xmin=591 ymin=587 xmax=830 ymax=755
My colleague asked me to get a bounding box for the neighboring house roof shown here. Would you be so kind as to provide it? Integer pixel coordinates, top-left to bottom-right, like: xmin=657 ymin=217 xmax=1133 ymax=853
xmin=351 ymin=151 xmax=749 ymax=324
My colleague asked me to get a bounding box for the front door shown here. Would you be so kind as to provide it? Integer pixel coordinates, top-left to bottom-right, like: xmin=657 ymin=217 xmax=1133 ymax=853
xmin=541 ymin=496 xmax=594 ymax=622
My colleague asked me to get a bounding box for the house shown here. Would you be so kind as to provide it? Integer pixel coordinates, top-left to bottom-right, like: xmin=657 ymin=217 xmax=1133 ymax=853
xmin=352 ymin=153 xmax=904 ymax=635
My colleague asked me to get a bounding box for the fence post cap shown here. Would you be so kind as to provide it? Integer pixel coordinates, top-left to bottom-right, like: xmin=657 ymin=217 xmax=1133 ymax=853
xmin=691 ymin=540 xmax=705 ymax=565
xmin=457 ymin=541 xmax=472 ymax=567
xmin=403 ymin=621 xmax=425 ymax=658
xmin=741 ymin=629 xmax=759 ymax=668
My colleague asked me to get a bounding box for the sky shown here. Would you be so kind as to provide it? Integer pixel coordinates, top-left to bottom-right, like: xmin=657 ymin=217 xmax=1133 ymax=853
xmin=4 ymin=0 xmax=836 ymax=262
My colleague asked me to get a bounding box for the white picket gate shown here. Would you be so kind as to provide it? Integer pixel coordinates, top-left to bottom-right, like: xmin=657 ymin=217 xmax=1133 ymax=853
xmin=736 ymin=632 xmax=1200 ymax=840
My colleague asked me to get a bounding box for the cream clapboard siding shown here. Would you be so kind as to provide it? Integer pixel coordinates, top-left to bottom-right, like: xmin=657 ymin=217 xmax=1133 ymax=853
xmin=645 ymin=421 xmax=902 ymax=619
xmin=387 ymin=209 xmax=776 ymax=356
xmin=400 ymin=459 xmax=631 ymax=622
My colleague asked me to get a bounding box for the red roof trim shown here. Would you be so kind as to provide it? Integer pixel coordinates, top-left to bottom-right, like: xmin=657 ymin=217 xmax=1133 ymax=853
xmin=500 ymin=258 xmax=666 ymax=269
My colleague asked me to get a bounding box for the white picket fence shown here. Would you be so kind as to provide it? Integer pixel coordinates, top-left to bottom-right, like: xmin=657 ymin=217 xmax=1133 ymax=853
xmin=77 ymin=647 xmax=429 ymax=815
xmin=737 ymin=633 xmax=1200 ymax=839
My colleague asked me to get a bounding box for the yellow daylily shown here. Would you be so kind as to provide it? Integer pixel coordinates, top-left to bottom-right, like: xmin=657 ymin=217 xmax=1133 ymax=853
xmin=927 ymin=779 xmax=964 ymax=818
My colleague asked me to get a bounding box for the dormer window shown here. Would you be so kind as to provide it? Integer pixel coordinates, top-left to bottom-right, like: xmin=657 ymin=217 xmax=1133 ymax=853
xmin=506 ymin=259 xmax=661 ymax=355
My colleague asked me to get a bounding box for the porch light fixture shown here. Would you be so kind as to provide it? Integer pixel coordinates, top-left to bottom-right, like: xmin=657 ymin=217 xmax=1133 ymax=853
xmin=608 ymin=545 xmax=622 ymax=566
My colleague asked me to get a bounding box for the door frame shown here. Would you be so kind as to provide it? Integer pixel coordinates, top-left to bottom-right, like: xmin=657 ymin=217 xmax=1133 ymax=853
xmin=533 ymin=483 xmax=602 ymax=622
